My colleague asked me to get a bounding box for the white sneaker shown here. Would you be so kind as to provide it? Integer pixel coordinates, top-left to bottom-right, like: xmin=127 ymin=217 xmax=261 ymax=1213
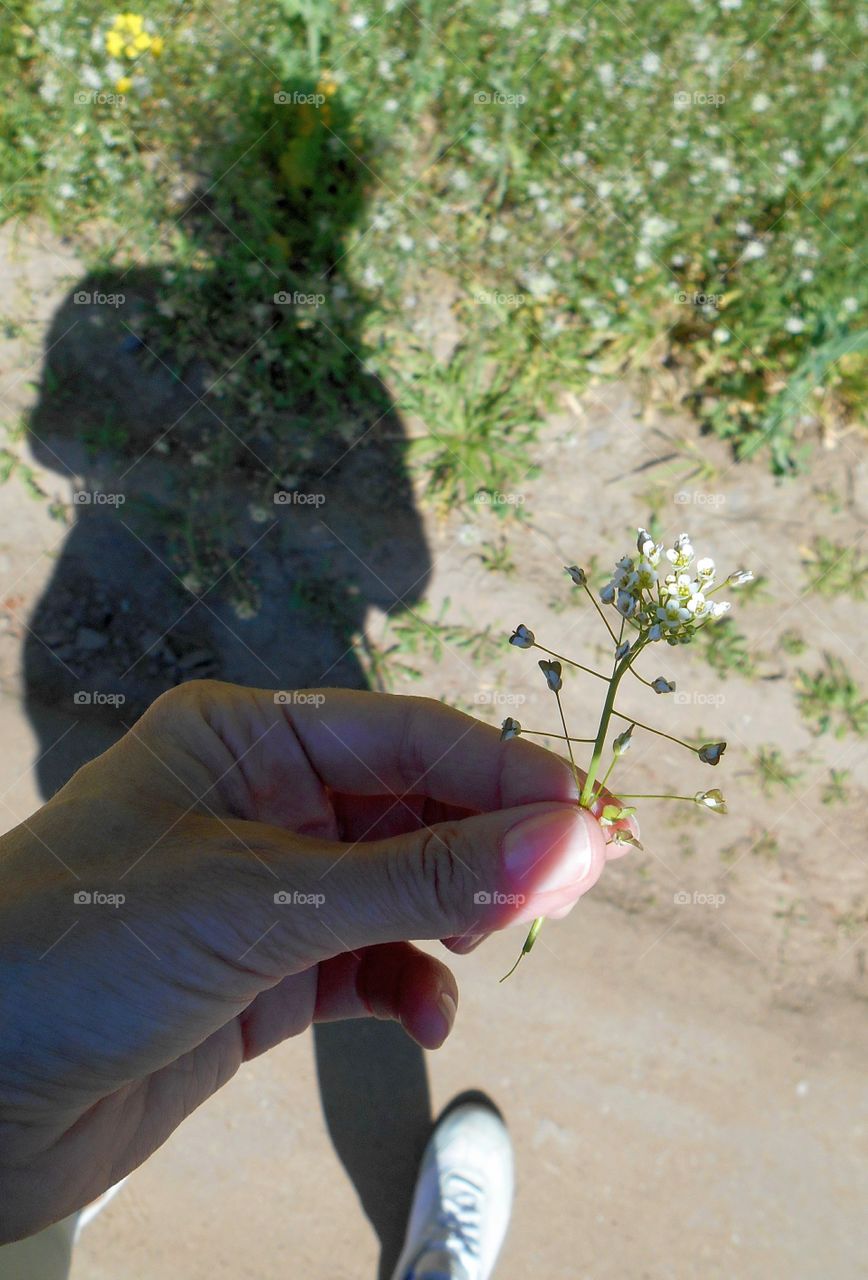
xmin=391 ymin=1102 xmax=514 ymax=1280
xmin=73 ymin=1176 xmax=128 ymax=1242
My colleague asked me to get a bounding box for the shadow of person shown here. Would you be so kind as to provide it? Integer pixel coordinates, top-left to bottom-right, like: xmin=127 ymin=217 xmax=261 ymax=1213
xmin=21 ymin=77 xmax=433 ymax=1277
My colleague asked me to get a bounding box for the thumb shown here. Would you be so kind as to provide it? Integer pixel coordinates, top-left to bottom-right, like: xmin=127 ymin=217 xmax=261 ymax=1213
xmin=261 ymin=801 xmax=611 ymax=960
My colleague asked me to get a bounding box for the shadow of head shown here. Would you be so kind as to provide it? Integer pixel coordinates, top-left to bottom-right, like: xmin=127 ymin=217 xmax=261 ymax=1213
xmin=22 ymin=78 xmax=430 ymax=758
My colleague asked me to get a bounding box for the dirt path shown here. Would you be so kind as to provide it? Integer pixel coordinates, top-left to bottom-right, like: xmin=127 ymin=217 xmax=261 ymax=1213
xmin=1 ymin=221 xmax=866 ymax=1278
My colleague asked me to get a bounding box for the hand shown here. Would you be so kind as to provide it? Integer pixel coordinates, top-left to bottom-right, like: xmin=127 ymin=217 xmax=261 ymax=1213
xmin=0 ymin=681 xmax=632 ymax=1240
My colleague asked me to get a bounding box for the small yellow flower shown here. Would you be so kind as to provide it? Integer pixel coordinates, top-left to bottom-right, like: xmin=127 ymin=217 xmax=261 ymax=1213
xmin=105 ymin=30 xmax=124 ymax=56
xmin=150 ymin=35 xmax=164 ymax=56
xmin=134 ymin=31 xmax=152 ymax=51
xmin=124 ymin=42 xmax=138 ymax=58
xmin=317 ymin=74 xmax=338 ymax=97
xmin=116 ymin=76 xmax=132 ymax=94
xmin=122 ymin=12 xmax=144 ymax=35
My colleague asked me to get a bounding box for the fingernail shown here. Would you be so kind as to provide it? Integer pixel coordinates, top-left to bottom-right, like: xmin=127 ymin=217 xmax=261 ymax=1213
xmin=437 ymin=990 xmax=457 ymax=1037
xmin=503 ymin=805 xmax=595 ymax=896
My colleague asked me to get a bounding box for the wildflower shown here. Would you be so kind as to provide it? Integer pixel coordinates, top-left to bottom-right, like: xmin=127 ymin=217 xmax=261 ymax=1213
xmin=500 ymin=717 xmax=522 ymax=741
xmin=615 ymin=640 xmax=631 ymax=660
xmin=698 ymin=742 xmax=726 ymax=766
xmin=538 ymin=659 xmax=562 ymax=693
xmin=509 ymin=623 xmax=535 ymax=649
xmin=785 ymin=316 xmax=805 ymax=334
xmin=695 ymin=788 xmax=727 ymax=813
xmin=116 ymin=75 xmax=132 ymax=94
xmin=651 ymin=676 xmax=675 ymax=694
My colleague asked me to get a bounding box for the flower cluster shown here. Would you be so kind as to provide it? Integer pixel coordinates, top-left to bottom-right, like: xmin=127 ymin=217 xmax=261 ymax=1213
xmin=599 ymin=530 xmax=752 ymax=645
xmin=105 ymin=13 xmax=164 ymax=94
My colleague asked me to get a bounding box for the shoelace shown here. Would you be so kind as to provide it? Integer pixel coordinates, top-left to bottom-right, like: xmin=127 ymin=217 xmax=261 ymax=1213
xmin=431 ymin=1172 xmax=485 ymax=1259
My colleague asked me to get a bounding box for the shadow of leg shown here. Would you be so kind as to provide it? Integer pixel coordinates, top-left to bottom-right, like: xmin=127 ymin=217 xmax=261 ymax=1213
xmin=314 ymin=1021 xmax=432 ymax=1280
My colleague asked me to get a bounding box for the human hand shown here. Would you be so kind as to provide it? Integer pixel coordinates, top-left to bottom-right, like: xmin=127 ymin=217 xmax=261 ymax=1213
xmin=0 ymin=681 xmax=633 ymax=1239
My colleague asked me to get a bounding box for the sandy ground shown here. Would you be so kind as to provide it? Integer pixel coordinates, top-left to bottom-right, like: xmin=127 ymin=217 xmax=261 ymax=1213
xmin=1 ymin=220 xmax=867 ymax=1277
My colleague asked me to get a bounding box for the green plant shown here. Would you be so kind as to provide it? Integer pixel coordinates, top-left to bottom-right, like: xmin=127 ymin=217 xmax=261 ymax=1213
xmin=779 ymin=628 xmax=806 ymax=655
xmin=695 ymin=617 xmax=758 ymax=678
xmin=501 ymin=528 xmax=753 ymax=978
xmin=802 ymin=536 xmax=868 ymax=599
xmin=753 ymin=745 xmax=802 ymax=796
xmin=796 ymin=655 xmax=867 ymax=738
xmin=821 ymin=769 xmax=850 ymax=806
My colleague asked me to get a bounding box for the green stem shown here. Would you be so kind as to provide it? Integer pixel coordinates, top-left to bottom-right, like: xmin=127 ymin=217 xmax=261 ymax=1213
xmin=554 ymin=689 xmax=581 ymax=793
xmin=533 ymin=643 xmax=608 ymax=682
xmin=500 ymin=916 xmax=543 ymax=982
xmin=583 ymin=583 xmax=620 ymax=643
xmin=579 ymin=644 xmax=642 ymax=807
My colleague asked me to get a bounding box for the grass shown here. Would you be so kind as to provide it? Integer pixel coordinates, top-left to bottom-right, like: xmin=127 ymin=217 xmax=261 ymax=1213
xmin=796 ymin=654 xmax=867 ymax=738
xmin=1 ymin=0 xmax=866 ymax=490
xmin=753 ymin=745 xmax=802 ymax=796
xmin=802 ymin=536 xmax=868 ymax=599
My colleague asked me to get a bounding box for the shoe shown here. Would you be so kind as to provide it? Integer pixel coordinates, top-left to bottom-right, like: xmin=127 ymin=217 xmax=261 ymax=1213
xmin=391 ymin=1101 xmax=514 ymax=1280
xmin=73 ymin=1176 xmax=128 ymax=1241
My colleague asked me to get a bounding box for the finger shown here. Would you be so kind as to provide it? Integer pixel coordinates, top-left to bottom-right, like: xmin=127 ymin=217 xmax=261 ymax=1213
xmin=314 ymin=943 xmax=458 ymax=1050
xmin=194 ymin=683 xmax=580 ymax=813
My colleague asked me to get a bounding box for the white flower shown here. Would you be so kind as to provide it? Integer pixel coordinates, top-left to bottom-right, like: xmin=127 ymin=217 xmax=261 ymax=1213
xmin=710 ymin=600 xmax=731 ymax=619
xmin=785 ymin=316 xmax=805 ymax=334
xmin=696 ymin=556 xmax=715 ymax=580
xmin=727 ymin=569 xmax=754 ymax=586
xmin=666 ymin=534 xmax=694 ymax=568
xmin=641 ymin=52 xmax=661 ymax=74
xmin=780 ymin=147 xmax=801 ymax=168
xmin=349 ymin=12 xmax=368 ymax=29
xmin=752 ymin=93 xmax=771 ymax=112
xmin=743 ymin=240 xmax=766 ymax=260
xmin=616 ymin=589 xmax=637 ymax=618
xmin=809 ymin=49 xmax=827 ymax=71
xmin=597 ymin=63 xmax=616 ymax=88
xmin=713 ymin=326 xmax=730 ymax=343
xmin=842 ymin=297 xmax=858 ymax=314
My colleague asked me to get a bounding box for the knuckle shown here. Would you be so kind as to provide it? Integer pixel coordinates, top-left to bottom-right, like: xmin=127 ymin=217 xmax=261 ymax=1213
xmin=409 ymin=820 xmax=474 ymax=933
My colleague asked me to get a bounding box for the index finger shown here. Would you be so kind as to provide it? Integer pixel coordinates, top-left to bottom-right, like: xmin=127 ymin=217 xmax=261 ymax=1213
xmin=206 ymin=685 xmax=581 ymax=813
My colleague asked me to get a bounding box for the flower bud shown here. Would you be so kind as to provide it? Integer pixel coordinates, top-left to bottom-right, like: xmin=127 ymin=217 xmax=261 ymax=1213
xmin=727 ymin=569 xmax=754 ymax=587
xmin=565 ymin=565 xmax=586 ymax=586
xmin=500 ymin=717 xmax=522 ymax=741
xmin=651 ymin=676 xmax=675 ymax=694
xmin=694 ymin=788 xmax=727 ymax=813
xmin=509 ymin=623 xmax=535 ymax=649
xmin=698 ymin=741 xmax=726 ymax=766
xmin=613 ymin=723 xmax=634 ymax=755
xmin=538 ymin=659 xmax=563 ymax=693
xmin=615 ymin=640 xmax=631 ymax=660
